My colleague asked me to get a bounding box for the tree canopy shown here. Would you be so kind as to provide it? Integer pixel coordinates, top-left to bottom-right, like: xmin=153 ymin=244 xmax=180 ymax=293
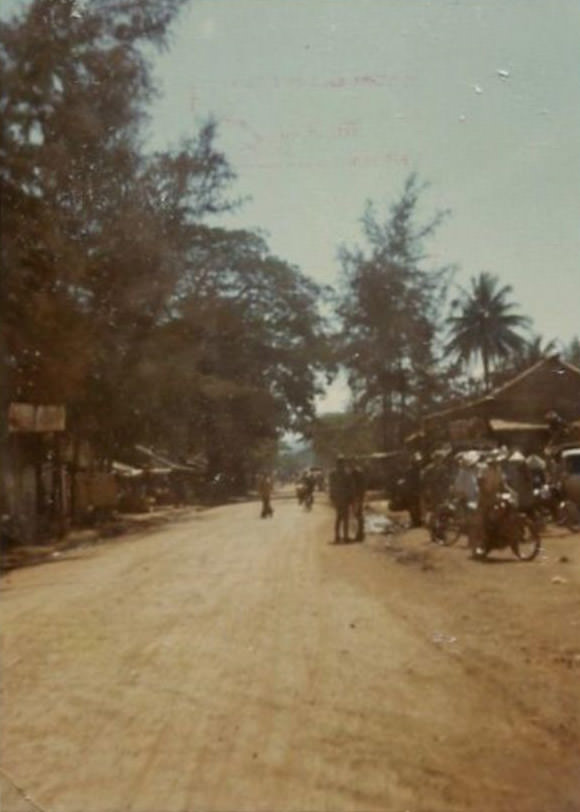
xmin=445 ymin=272 xmax=531 ymax=391
xmin=336 ymin=174 xmax=455 ymax=449
xmin=1 ymin=0 xmax=330 ymax=488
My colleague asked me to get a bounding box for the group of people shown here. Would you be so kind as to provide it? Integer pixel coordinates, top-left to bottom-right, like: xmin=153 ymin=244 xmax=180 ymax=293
xmin=256 ymin=467 xmax=321 ymax=519
xmin=255 ymin=457 xmax=367 ymax=544
xmin=419 ymin=445 xmax=548 ymax=552
xmin=424 ymin=446 xmax=543 ymax=512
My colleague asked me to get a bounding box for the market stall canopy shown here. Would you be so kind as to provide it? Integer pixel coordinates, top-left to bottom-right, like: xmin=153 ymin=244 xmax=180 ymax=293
xmin=112 ymin=461 xmax=143 ymax=478
xmin=489 ymin=419 xmax=550 ymax=433
xmin=134 ymin=445 xmax=205 ymax=473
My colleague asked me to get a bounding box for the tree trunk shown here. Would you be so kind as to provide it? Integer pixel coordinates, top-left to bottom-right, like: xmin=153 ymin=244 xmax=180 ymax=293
xmin=381 ymin=392 xmax=389 ymax=452
xmin=482 ymin=343 xmax=490 ymax=392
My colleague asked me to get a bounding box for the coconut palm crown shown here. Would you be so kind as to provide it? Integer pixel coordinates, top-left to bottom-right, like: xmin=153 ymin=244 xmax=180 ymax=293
xmin=445 ymin=272 xmax=531 ymax=391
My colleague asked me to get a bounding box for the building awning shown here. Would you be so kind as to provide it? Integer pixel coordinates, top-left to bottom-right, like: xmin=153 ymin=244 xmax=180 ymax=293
xmin=360 ymin=450 xmax=407 ymax=461
xmin=489 ymin=419 xmax=549 ymax=433
xmin=112 ymin=461 xmax=143 ymax=478
xmin=134 ymin=445 xmax=204 ymax=473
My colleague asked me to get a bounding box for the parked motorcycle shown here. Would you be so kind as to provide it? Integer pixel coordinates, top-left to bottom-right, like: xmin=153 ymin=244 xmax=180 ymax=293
xmin=473 ymin=493 xmax=541 ymax=561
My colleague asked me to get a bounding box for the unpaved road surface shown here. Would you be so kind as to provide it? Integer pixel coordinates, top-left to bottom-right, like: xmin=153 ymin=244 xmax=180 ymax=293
xmin=2 ymin=496 xmax=580 ymax=812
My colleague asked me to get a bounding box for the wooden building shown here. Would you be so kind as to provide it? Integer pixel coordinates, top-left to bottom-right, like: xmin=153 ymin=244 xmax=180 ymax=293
xmin=418 ymin=356 xmax=580 ymax=454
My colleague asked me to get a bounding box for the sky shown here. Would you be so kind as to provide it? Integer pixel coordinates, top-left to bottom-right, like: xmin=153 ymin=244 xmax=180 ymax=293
xmin=145 ymin=0 xmax=580 ymax=409
xmin=5 ymin=0 xmax=580 ymax=411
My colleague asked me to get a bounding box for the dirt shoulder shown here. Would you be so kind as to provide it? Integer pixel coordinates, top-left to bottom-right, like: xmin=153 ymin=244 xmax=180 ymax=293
xmin=0 ymin=505 xmax=209 ymax=573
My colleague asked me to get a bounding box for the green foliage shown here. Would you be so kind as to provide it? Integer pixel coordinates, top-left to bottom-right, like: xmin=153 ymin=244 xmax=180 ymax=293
xmin=310 ymin=412 xmax=375 ymax=468
xmin=336 ymin=174 xmax=454 ymax=449
xmin=1 ymin=0 xmax=330 ymax=488
xmin=445 ymin=272 xmax=531 ymax=391
xmin=1 ymin=0 xmax=190 ymax=405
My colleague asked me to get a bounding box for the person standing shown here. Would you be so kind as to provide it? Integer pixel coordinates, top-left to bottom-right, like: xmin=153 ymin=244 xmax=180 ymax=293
xmin=453 ymin=452 xmax=480 ymax=506
xmin=300 ymin=469 xmax=316 ymax=509
xmin=405 ymin=453 xmax=424 ymax=528
xmin=350 ymin=460 xmax=366 ymax=541
xmin=505 ymin=450 xmax=534 ymax=514
xmin=257 ymin=472 xmax=274 ymax=518
xmin=475 ymin=450 xmax=507 ymax=555
xmin=329 ymin=456 xmax=353 ymax=543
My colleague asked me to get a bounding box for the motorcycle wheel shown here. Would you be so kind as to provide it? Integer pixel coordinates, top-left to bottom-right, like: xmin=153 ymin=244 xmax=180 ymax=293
xmin=556 ymin=500 xmax=580 ymax=532
xmin=447 ymin=517 xmax=464 ymax=546
xmin=514 ymin=516 xmax=541 ymax=561
xmin=434 ymin=518 xmax=462 ymax=546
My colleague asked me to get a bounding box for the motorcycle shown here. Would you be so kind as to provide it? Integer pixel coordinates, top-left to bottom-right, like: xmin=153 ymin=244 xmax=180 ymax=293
xmin=296 ymin=483 xmax=314 ymax=510
xmin=473 ymin=493 xmax=541 ymax=561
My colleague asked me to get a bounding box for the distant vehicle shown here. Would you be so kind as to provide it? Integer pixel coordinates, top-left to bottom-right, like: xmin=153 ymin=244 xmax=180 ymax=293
xmin=556 ymin=447 xmax=580 ymax=528
xmin=309 ymin=467 xmax=325 ymax=491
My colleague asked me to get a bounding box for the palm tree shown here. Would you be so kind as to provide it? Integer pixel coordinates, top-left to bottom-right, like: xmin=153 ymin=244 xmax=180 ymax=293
xmin=445 ymin=272 xmax=531 ymax=391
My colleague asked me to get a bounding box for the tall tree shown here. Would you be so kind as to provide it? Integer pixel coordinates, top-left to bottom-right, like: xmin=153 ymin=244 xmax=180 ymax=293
xmin=445 ymin=272 xmax=530 ymax=391
xmin=1 ymin=0 xmax=189 ymax=406
xmin=1 ymin=0 xmax=332 ymax=490
xmin=310 ymin=411 xmax=375 ymax=468
xmin=337 ymin=175 xmax=453 ymax=449
xmin=126 ymin=230 xmax=330 ymax=484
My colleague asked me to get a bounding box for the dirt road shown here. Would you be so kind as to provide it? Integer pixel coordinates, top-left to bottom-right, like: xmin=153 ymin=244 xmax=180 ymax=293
xmin=2 ymin=496 xmax=579 ymax=812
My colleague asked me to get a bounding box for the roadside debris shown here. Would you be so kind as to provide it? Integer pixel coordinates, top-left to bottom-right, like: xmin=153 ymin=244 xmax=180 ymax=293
xmin=432 ymin=632 xmax=457 ymax=646
xmin=366 ymin=514 xmax=396 ymax=534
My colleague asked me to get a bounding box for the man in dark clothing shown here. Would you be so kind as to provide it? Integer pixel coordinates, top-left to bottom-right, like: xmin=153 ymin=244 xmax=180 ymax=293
xmin=405 ymin=454 xmax=424 ymax=528
xmin=350 ymin=461 xmax=366 ymax=541
xmin=257 ymin=473 xmax=274 ymax=518
xmin=329 ymin=456 xmax=353 ymax=543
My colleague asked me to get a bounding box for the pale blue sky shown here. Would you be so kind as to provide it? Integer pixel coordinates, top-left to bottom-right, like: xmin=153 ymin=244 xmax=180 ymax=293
xmin=148 ymin=0 xmax=579 ymax=353
xmin=146 ymin=0 xmax=580 ymax=410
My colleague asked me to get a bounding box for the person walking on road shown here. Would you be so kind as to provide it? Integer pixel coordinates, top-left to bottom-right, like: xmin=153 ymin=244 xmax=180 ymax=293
xmin=329 ymin=456 xmax=353 ymax=543
xmin=298 ymin=469 xmax=316 ymax=510
xmin=257 ymin=472 xmax=274 ymax=518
